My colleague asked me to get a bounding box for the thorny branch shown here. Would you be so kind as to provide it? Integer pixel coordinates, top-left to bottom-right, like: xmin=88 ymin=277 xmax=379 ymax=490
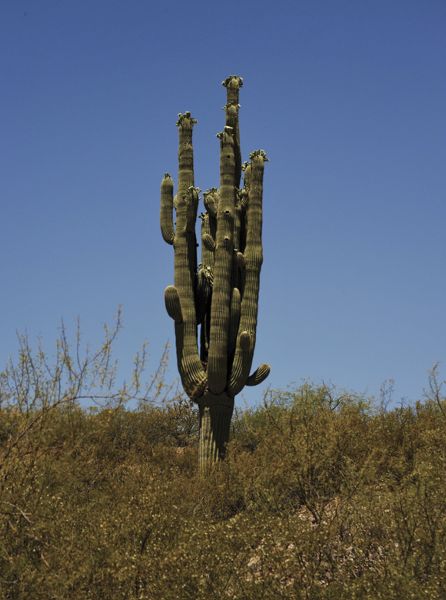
xmin=0 ymin=308 xmax=176 ymax=474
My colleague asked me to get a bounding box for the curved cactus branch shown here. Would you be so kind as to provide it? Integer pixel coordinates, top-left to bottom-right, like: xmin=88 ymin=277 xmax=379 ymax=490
xmin=164 ymin=285 xmax=182 ymax=323
xmin=228 ymin=331 xmax=252 ymax=396
xmin=246 ymin=363 xmax=271 ymax=386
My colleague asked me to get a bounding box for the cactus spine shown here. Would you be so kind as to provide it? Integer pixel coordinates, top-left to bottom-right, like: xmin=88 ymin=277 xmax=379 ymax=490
xmin=160 ymin=76 xmax=270 ymax=474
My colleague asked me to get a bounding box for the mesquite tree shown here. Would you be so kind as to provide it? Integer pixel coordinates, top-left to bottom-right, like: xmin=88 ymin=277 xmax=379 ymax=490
xmin=160 ymin=75 xmax=270 ymax=473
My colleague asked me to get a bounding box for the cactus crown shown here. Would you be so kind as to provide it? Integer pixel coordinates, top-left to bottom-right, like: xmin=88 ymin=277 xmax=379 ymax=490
xmin=249 ymin=149 xmax=269 ymax=161
xmin=222 ymin=75 xmax=244 ymax=89
xmin=176 ymin=112 xmax=197 ymax=127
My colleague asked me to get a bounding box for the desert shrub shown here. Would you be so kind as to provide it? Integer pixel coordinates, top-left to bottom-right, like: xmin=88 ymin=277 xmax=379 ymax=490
xmin=1 ymin=332 xmax=446 ymax=599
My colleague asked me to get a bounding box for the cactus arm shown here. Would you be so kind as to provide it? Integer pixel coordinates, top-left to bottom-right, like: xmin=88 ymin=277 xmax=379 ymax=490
xmin=177 ymin=112 xmax=199 ymax=284
xmin=207 ymin=127 xmax=236 ymax=394
xmin=228 ymin=331 xmax=251 ymax=396
xmin=223 ymin=76 xmax=243 ymax=284
xmin=225 ymin=102 xmax=241 ymax=188
xmin=238 ymin=187 xmax=249 ymax=210
xmin=202 ymin=188 xmax=218 ymax=265
xmin=202 ymin=232 xmax=216 ymax=252
xmin=203 ymin=188 xmax=218 ymax=219
xmin=223 ymin=76 xmax=243 ymax=187
xmin=196 ymin=263 xmax=213 ymax=325
xmin=200 ymin=211 xmax=215 ymax=274
xmin=197 ymin=264 xmax=212 ymax=364
xmin=246 ymin=363 xmax=270 ymax=386
xmin=238 ymin=170 xmax=250 ymax=254
xmin=164 ymin=285 xmax=182 ymax=323
xmin=160 ymin=173 xmax=175 ymax=244
xmin=172 ymin=114 xmax=206 ymax=399
xmin=198 ymin=211 xmax=215 ymax=365
xmin=242 ymin=161 xmax=251 ymax=191
xmin=176 ymin=112 xmax=197 ymax=192
xmin=233 ymin=193 xmax=243 ymax=250
xmin=245 ymin=150 xmax=267 ymax=268
xmin=229 ymin=150 xmax=267 ymax=393
xmin=235 ymin=250 xmax=246 ymax=298
xmin=232 ymin=196 xmax=245 ymax=290
xmin=228 ymin=287 xmax=241 ymax=359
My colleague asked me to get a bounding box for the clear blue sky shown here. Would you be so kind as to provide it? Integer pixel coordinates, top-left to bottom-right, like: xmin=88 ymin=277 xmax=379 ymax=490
xmin=1 ymin=0 xmax=445 ymax=407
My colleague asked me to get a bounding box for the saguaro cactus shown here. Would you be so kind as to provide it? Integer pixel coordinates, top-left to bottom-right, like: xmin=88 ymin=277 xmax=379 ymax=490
xmin=160 ymin=76 xmax=270 ymax=473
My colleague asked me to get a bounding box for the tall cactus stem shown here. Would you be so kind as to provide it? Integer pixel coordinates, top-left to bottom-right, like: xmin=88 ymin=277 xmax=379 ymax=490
xmin=173 ymin=114 xmax=206 ymax=398
xmin=223 ymin=76 xmax=243 ymax=187
xmin=207 ymin=127 xmax=236 ymax=394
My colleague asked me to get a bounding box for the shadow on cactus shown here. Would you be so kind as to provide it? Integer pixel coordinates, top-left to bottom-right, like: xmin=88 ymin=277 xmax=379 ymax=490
xmin=160 ymin=76 xmax=270 ymax=474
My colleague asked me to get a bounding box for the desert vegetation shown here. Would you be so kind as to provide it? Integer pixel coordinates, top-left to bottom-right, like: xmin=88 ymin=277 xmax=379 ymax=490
xmin=1 ymin=325 xmax=445 ymax=599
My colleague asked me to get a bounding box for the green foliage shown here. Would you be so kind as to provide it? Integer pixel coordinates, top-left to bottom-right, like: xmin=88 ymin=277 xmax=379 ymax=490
xmin=1 ymin=383 xmax=446 ymax=599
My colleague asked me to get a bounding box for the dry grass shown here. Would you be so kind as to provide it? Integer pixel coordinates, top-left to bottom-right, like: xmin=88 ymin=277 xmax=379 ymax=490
xmin=1 ymin=383 xmax=446 ymax=599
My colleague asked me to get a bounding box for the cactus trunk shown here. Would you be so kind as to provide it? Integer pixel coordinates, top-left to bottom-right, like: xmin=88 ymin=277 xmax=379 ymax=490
xmin=160 ymin=76 xmax=270 ymax=473
xmin=198 ymin=393 xmax=234 ymax=475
